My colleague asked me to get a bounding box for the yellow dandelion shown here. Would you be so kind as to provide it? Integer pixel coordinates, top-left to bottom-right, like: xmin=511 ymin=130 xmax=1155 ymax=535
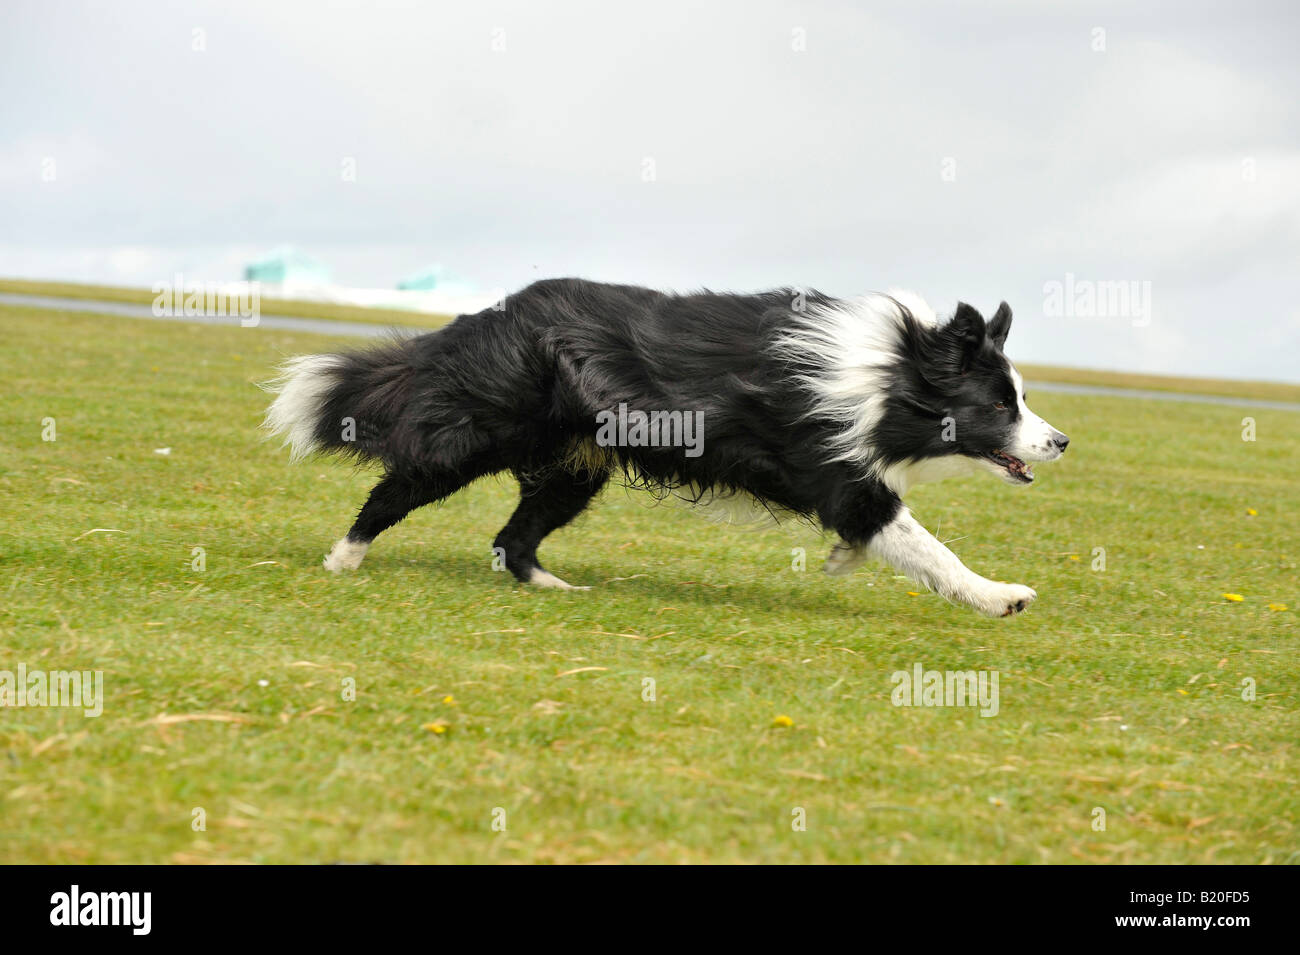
xmin=442 ymin=695 xmax=457 ymax=705
xmin=1222 ymin=593 xmax=1244 ymax=602
xmin=1268 ymin=602 xmax=1288 ymax=612
xmin=1067 ymin=555 xmax=1081 ymax=561
xmin=906 ymin=591 xmax=920 ymax=597
xmin=421 ymin=721 xmax=448 ymax=734
xmin=1246 ymin=508 xmax=1257 ymax=516
xmin=1176 ymin=689 xmax=1189 ymax=695
xmin=771 ymin=714 xmax=794 ymax=728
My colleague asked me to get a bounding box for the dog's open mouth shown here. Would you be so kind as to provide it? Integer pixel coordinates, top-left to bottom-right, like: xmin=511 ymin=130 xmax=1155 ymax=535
xmin=985 ymin=449 xmax=1034 ymax=483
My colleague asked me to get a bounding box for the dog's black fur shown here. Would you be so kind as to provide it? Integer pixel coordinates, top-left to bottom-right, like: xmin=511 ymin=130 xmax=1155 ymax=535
xmin=269 ymin=278 xmax=1031 ymax=587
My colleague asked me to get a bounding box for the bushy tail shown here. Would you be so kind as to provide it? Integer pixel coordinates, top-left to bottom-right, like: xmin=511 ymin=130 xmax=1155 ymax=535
xmin=261 ymin=345 xmax=414 ymax=463
xmin=262 ymin=355 xmax=349 ymax=461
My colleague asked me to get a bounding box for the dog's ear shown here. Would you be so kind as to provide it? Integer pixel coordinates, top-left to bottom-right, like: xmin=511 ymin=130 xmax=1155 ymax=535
xmin=942 ymin=302 xmax=987 ymax=375
xmin=987 ymin=301 xmax=1012 ymax=350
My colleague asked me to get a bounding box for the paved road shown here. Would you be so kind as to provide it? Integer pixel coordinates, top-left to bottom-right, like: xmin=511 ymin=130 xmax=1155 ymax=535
xmin=3 ymin=290 xmax=1298 ymax=412
xmin=1019 ymin=380 xmax=1300 ymax=412
xmin=0 ymin=291 xmax=405 ymax=339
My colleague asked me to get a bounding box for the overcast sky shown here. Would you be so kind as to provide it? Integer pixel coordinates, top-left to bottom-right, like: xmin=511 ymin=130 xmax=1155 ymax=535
xmin=2 ymin=0 xmax=1297 ymax=380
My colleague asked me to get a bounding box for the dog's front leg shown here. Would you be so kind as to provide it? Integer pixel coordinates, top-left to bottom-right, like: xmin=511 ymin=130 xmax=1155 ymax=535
xmin=826 ymin=507 xmax=1036 ymax=617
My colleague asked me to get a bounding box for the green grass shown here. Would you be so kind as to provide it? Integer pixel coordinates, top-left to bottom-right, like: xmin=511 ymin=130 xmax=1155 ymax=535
xmin=1011 ymin=363 xmax=1300 ymax=405
xmin=6 ymin=277 xmax=1300 ymax=404
xmin=1 ymin=301 xmax=1296 ymax=864
xmin=0 ymin=276 xmax=453 ymax=329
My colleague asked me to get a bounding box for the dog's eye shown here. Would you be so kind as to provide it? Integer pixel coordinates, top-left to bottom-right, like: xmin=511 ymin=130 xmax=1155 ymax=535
xmin=993 ymin=401 xmax=1008 ymax=411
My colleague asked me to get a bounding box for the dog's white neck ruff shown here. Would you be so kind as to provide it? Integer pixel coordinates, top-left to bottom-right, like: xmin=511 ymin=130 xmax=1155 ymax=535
xmin=772 ymin=289 xmax=939 ymax=494
xmin=874 ymin=455 xmax=981 ymax=497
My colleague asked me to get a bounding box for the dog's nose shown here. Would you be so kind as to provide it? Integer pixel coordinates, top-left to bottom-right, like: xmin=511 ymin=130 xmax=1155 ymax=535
xmin=1051 ymin=431 xmax=1070 ymax=451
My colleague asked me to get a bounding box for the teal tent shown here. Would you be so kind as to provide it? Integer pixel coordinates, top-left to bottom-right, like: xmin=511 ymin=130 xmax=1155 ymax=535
xmin=397 ymin=264 xmax=477 ymax=295
xmin=397 ymin=265 xmax=441 ymax=291
xmin=245 ymin=247 xmax=330 ymax=284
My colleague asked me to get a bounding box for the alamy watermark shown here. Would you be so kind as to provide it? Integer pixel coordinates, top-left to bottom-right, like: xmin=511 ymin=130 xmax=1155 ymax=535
xmin=1043 ymin=272 xmax=1151 ymax=327
xmin=891 ymin=662 xmax=999 ymax=717
xmin=152 ymin=273 xmax=261 ymax=327
xmin=0 ymin=664 xmax=103 ymax=717
xmin=50 ymin=885 xmax=150 ymax=935
xmin=595 ymin=403 xmax=704 ymax=457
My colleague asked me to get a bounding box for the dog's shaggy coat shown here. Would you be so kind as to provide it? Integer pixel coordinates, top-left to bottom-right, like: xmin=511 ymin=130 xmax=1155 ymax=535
xmin=264 ymin=278 xmax=1068 ymax=616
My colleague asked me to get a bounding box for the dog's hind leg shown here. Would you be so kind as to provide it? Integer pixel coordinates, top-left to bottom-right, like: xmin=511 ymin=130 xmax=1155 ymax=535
xmin=493 ymin=466 xmax=609 ymax=589
xmin=324 ymin=470 xmax=471 ymax=572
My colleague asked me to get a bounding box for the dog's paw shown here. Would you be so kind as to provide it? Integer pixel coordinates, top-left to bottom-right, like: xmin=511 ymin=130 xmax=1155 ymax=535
xmin=323 ymin=539 xmax=368 ymax=573
xmin=527 ymin=569 xmax=588 ymax=591
xmin=968 ymin=582 xmax=1036 ymax=617
xmin=823 ymin=542 xmax=866 ymax=576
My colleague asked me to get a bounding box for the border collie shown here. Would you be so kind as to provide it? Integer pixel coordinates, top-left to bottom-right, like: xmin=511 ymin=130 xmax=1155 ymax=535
xmin=264 ymin=279 xmax=1068 ymax=616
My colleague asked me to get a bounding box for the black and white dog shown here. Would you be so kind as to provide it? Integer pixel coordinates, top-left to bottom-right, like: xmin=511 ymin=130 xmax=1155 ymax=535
xmin=264 ymin=279 xmax=1068 ymax=616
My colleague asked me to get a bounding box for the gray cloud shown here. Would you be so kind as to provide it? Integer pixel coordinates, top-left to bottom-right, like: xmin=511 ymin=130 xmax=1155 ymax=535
xmin=2 ymin=0 xmax=1297 ymax=379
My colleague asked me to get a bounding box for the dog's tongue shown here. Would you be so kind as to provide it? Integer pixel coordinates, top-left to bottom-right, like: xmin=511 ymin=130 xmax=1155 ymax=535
xmin=992 ymin=450 xmax=1033 ymax=481
xmin=1004 ymin=454 xmax=1032 ymax=480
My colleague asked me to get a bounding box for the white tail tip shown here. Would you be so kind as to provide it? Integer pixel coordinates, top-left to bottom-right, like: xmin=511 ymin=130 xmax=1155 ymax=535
xmin=261 ymin=354 xmax=343 ymax=461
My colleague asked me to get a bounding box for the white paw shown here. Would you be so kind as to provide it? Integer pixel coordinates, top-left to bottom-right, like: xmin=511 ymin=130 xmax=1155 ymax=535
xmin=527 ymin=568 xmax=588 ymax=591
xmin=823 ymin=542 xmax=866 ymax=577
xmin=967 ymin=582 xmax=1036 ymax=617
xmin=323 ymin=539 xmax=368 ymax=573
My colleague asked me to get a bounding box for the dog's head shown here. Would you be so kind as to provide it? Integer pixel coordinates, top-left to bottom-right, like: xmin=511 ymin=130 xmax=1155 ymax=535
xmin=935 ymin=302 xmax=1069 ymax=484
xmin=886 ymin=300 xmax=1069 ymax=485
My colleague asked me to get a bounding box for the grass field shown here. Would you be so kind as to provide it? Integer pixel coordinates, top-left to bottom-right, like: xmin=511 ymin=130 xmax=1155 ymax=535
xmin=1 ymin=301 xmax=1296 ymax=864
xmin=6 ymin=277 xmax=1300 ymax=405
xmin=0 ymin=276 xmax=453 ymax=329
